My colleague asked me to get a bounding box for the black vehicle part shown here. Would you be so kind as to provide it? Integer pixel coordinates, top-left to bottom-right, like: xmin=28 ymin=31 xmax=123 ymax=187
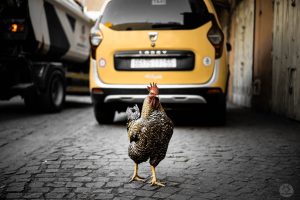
xmin=207 ymin=93 xmax=226 ymax=126
xmin=24 ymin=86 xmax=39 ymax=110
xmin=114 ymin=50 xmax=195 ymax=71
xmin=25 ymin=63 xmax=66 ymax=112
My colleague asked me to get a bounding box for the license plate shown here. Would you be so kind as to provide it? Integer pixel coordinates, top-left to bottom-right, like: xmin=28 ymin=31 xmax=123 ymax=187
xmin=130 ymin=58 xmax=177 ymax=69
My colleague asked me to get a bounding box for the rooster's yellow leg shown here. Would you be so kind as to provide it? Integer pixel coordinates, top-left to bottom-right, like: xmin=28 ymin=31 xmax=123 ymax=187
xmin=149 ymin=165 xmax=165 ymax=187
xmin=129 ymin=163 xmax=145 ymax=182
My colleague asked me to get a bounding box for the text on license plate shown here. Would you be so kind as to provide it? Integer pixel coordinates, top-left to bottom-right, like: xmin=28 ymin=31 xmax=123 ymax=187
xmin=130 ymin=58 xmax=177 ymax=68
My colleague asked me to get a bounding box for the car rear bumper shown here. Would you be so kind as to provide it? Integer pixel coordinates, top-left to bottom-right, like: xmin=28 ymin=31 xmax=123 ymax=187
xmin=91 ymin=87 xmax=225 ymax=111
xmin=104 ymin=94 xmax=207 ymax=104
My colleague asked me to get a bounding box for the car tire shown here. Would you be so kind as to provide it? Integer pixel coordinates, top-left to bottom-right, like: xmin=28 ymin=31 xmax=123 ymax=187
xmin=94 ymin=102 xmax=115 ymax=124
xmin=214 ymin=101 xmax=226 ymax=126
xmin=209 ymin=94 xmax=226 ymax=126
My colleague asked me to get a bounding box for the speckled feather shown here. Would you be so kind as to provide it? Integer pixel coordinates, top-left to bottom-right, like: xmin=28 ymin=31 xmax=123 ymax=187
xmin=127 ymin=96 xmax=174 ymax=167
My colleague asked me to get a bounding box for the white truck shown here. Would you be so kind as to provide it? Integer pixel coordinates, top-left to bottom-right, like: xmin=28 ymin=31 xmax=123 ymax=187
xmin=0 ymin=0 xmax=92 ymax=112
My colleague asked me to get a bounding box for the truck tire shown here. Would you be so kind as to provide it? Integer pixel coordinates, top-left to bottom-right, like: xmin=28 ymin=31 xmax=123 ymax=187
xmin=24 ymin=88 xmax=39 ymax=110
xmin=40 ymin=70 xmax=65 ymax=112
xmin=93 ymin=101 xmax=115 ymax=124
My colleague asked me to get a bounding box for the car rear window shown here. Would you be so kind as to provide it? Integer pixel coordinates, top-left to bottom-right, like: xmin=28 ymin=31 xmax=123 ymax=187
xmin=100 ymin=0 xmax=211 ymax=30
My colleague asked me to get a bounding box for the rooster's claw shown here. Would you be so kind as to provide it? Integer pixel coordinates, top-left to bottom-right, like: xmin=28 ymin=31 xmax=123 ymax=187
xmin=129 ymin=175 xmax=145 ymax=183
xmin=149 ymin=179 xmax=165 ymax=187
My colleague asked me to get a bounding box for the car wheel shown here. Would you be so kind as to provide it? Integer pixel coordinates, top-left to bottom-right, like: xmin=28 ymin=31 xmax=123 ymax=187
xmin=94 ymin=101 xmax=115 ymax=124
xmin=214 ymin=101 xmax=226 ymax=125
xmin=209 ymin=94 xmax=226 ymax=126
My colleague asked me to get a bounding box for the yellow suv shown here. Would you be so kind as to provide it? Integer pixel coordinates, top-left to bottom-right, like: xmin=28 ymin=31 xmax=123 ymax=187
xmin=90 ymin=0 xmax=229 ymax=124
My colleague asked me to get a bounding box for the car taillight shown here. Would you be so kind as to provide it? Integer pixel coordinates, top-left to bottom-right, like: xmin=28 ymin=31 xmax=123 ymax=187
xmin=207 ymin=20 xmax=224 ymax=59
xmin=90 ymin=25 xmax=103 ymax=59
xmin=90 ymin=28 xmax=103 ymax=47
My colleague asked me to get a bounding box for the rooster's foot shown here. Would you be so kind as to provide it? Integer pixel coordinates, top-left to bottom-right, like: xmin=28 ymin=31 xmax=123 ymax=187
xmin=149 ymin=179 xmax=165 ymax=187
xmin=129 ymin=175 xmax=145 ymax=183
xmin=129 ymin=163 xmax=145 ymax=182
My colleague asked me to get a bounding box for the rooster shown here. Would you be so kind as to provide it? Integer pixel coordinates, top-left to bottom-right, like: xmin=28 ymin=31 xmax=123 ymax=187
xmin=126 ymin=83 xmax=174 ymax=186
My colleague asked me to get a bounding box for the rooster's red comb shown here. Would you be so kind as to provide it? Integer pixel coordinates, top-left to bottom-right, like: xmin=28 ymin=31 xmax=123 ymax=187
xmin=147 ymin=82 xmax=159 ymax=95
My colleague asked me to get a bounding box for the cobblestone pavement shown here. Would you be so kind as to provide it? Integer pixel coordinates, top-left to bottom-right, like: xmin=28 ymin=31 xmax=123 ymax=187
xmin=0 ymin=97 xmax=299 ymax=199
